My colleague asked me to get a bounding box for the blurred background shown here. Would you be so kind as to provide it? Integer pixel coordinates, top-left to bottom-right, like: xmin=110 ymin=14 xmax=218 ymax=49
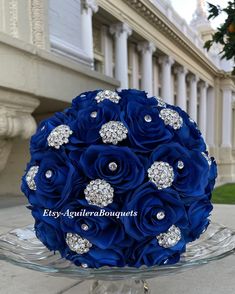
xmin=0 ymin=0 xmax=234 ymax=206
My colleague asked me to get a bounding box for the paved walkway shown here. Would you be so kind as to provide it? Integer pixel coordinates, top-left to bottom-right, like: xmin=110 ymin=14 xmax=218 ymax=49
xmin=0 ymin=203 xmax=234 ymax=294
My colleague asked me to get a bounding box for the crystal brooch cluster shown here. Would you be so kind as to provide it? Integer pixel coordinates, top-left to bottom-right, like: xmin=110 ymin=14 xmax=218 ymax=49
xmin=95 ymin=90 xmax=121 ymax=104
xmin=47 ymin=125 xmax=73 ymax=149
xmin=84 ymin=179 xmax=114 ymax=207
xmin=26 ymin=166 xmax=39 ymax=190
xmin=157 ymin=225 xmax=181 ymax=248
xmin=159 ymin=109 xmax=183 ymax=130
xmin=155 ymin=97 xmax=166 ymax=108
xmin=66 ymin=233 xmax=92 ymax=254
xmin=148 ymin=161 xmax=174 ymax=189
xmin=99 ymin=121 xmax=128 ymax=145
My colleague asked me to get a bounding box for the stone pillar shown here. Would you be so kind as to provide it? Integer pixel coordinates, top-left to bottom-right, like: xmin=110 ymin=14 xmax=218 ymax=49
xmin=129 ymin=43 xmax=139 ymax=89
xmin=138 ymin=41 xmax=156 ymax=96
xmin=81 ymin=0 xmax=98 ymax=61
xmin=198 ymin=81 xmax=208 ymax=139
xmin=221 ymin=87 xmax=232 ymax=147
xmin=188 ymin=74 xmax=198 ymax=122
xmin=110 ymin=23 xmax=132 ymax=89
xmin=153 ymin=57 xmax=159 ymax=96
xmin=101 ymin=25 xmax=113 ymax=77
xmin=175 ymin=65 xmax=188 ymax=111
xmin=159 ymin=56 xmax=174 ymax=104
xmin=207 ymin=86 xmax=215 ymax=147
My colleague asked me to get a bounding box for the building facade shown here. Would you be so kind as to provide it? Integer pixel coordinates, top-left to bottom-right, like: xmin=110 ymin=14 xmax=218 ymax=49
xmin=0 ymin=0 xmax=234 ymax=197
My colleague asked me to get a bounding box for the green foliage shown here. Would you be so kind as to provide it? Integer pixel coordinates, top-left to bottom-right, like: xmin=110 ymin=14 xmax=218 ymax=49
xmin=204 ymin=1 xmax=235 ymax=74
xmin=212 ymin=183 xmax=235 ymax=204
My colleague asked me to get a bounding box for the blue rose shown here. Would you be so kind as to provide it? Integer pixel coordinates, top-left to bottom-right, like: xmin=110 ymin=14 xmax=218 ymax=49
xmin=21 ymin=151 xmax=82 ymax=209
xmin=60 ymin=200 xmax=130 ymax=249
xmin=69 ymin=100 xmax=120 ymax=146
xmin=120 ymin=95 xmax=173 ymax=152
xmin=31 ymin=207 xmax=66 ymax=253
xmin=121 ymin=183 xmax=188 ymax=241
xmin=168 ymin=105 xmax=206 ymax=151
xmin=66 ymin=246 xmax=126 ymax=268
xmin=187 ymin=198 xmax=213 ymax=241
xmin=79 ymin=145 xmax=145 ymax=193
xmin=71 ymin=90 xmax=100 ymax=109
xmin=150 ymin=143 xmax=210 ymax=198
xmin=129 ymin=237 xmax=186 ymax=267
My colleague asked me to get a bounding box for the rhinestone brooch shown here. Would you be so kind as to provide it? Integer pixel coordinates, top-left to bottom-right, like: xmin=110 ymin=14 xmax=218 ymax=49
xmin=157 ymin=225 xmax=181 ymax=248
xmin=177 ymin=160 xmax=184 ymax=169
xmin=148 ymin=161 xmax=174 ymax=189
xmin=95 ymin=90 xmax=121 ymax=104
xmin=201 ymin=152 xmax=212 ymax=166
xmin=155 ymin=97 xmax=166 ymax=108
xmin=159 ymin=109 xmax=183 ymax=130
xmin=156 ymin=211 xmax=165 ymax=220
xmin=26 ymin=166 xmax=39 ymax=190
xmin=47 ymin=125 xmax=73 ymax=149
xmin=66 ymin=233 xmax=92 ymax=254
xmin=84 ymin=179 xmax=114 ymax=207
xmin=99 ymin=121 xmax=128 ymax=145
xmin=108 ymin=162 xmax=118 ymax=171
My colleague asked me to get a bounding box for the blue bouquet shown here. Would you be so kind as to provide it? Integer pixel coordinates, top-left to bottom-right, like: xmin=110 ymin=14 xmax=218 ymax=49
xmin=21 ymin=89 xmax=217 ymax=268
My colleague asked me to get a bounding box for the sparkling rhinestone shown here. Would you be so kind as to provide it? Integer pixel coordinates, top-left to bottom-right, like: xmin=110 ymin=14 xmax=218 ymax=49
xmin=148 ymin=161 xmax=174 ymax=189
xmin=45 ymin=170 xmax=53 ymax=179
xmin=144 ymin=115 xmax=152 ymax=122
xmin=47 ymin=125 xmax=73 ymax=149
xmin=108 ymin=162 xmax=118 ymax=171
xmin=81 ymin=263 xmax=88 ymax=268
xmin=156 ymin=211 xmax=165 ymax=220
xmin=41 ymin=126 xmax=45 ymax=131
xmin=177 ymin=161 xmax=184 ymax=169
xmin=90 ymin=111 xmax=97 ymax=118
xmin=81 ymin=224 xmax=89 ymax=231
xmin=95 ymin=90 xmax=121 ymax=104
xmin=201 ymin=152 xmax=212 ymax=166
xmin=99 ymin=121 xmax=128 ymax=145
xmin=155 ymin=97 xmax=166 ymax=107
xmin=66 ymin=233 xmax=92 ymax=254
xmin=159 ymin=108 xmax=183 ymax=130
xmin=26 ymin=166 xmax=39 ymax=190
xmin=156 ymin=225 xmax=181 ymax=248
xmin=84 ymin=179 xmax=114 ymax=207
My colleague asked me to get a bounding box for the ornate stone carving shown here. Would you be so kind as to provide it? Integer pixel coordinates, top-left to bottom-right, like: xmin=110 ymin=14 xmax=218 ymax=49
xmin=0 ymin=91 xmax=39 ymax=172
xmin=81 ymin=0 xmax=98 ymax=13
xmin=31 ymin=0 xmax=46 ymax=48
xmin=9 ymin=0 xmax=18 ymax=38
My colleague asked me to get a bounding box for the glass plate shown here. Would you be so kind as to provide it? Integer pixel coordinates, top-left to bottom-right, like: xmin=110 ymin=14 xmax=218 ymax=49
xmin=0 ymin=222 xmax=235 ymax=293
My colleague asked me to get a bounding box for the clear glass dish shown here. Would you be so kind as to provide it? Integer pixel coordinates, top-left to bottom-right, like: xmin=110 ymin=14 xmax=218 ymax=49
xmin=0 ymin=222 xmax=235 ymax=294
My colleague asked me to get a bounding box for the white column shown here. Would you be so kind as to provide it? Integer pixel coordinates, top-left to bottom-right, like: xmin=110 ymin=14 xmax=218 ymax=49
xmin=101 ymin=25 xmax=113 ymax=77
xmin=110 ymin=23 xmax=132 ymax=89
xmin=138 ymin=41 xmax=156 ymax=96
xmin=81 ymin=0 xmax=98 ymax=62
xmin=153 ymin=57 xmax=159 ymax=96
xmin=188 ymin=74 xmax=198 ymax=122
xmin=221 ymin=88 xmax=232 ymax=147
xmin=159 ymin=56 xmax=174 ymax=104
xmin=175 ymin=65 xmax=187 ymax=111
xmin=198 ymin=81 xmax=208 ymax=139
xmin=207 ymin=87 xmax=215 ymax=147
xmin=129 ymin=43 xmax=139 ymax=89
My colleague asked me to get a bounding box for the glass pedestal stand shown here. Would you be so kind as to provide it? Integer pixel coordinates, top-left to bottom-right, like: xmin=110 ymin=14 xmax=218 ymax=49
xmin=0 ymin=223 xmax=235 ymax=294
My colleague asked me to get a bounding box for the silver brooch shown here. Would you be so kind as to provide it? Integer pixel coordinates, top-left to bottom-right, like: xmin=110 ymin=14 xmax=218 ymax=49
xmin=66 ymin=233 xmax=92 ymax=254
xmin=155 ymin=97 xmax=166 ymax=108
xmin=201 ymin=152 xmax=212 ymax=166
xmin=26 ymin=166 xmax=39 ymax=190
xmin=95 ymin=90 xmax=121 ymax=104
xmin=148 ymin=161 xmax=174 ymax=189
xmin=159 ymin=109 xmax=183 ymax=130
xmin=47 ymin=125 xmax=73 ymax=149
xmin=156 ymin=225 xmax=181 ymax=248
xmin=99 ymin=121 xmax=128 ymax=145
xmin=84 ymin=179 xmax=114 ymax=207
